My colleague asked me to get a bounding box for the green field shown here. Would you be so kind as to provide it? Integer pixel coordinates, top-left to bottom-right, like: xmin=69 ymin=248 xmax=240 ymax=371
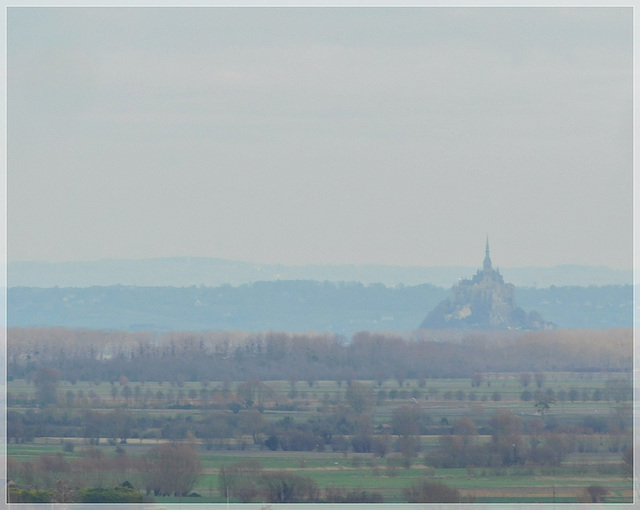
xmin=6 ymin=441 xmax=634 ymax=503
xmin=5 ymin=370 xmax=634 ymax=504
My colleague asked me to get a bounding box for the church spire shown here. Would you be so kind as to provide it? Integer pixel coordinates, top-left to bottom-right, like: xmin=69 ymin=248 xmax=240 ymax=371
xmin=483 ymin=236 xmax=492 ymax=272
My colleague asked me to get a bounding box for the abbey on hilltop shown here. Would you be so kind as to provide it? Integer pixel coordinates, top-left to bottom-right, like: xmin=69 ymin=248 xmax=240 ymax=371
xmin=419 ymin=239 xmax=554 ymax=330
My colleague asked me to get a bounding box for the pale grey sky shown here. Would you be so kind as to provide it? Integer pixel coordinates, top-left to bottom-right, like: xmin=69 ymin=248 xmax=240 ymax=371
xmin=7 ymin=5 xmax=633 ymax=269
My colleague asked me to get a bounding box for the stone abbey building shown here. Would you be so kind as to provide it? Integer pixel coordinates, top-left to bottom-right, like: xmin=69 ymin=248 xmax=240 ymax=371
xmin=419 ymin=240 xmax=553 ymax=330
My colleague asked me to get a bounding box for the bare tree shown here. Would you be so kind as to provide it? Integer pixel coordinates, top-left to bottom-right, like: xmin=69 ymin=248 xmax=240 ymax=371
xmin=519 ymin=372 xmax=532 ymax=387
xmin=404 ymin=480 xmax=462 ymax=503
xmin=534 ymin=372 xmax=546 ymax=389
xmin=33 ymin=367 xmax=60 ymax=407
xmin=260 ymin=471 xmax=319 ymax=503
xmin=218 ymin=460 xmax=262 ymax=502
xmin=144 ymin=443 xmax=201 ymax=497
xmin=578 ymin=485 xmax=609 ymax=503
xmin=346 ymin=382 xmax=374 ymax=414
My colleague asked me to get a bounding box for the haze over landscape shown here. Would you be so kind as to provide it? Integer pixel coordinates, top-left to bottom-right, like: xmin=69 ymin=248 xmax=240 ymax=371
xmin=4 ymin=5 xmax=635 ymax=506
xmin=7 ymin=6 xmax=632 ymax=273
xmin=6 ymin=3 xmax=634 ymax=342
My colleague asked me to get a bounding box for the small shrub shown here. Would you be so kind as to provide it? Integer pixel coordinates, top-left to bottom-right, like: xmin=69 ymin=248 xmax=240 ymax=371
xmin=260 ymin=471 xmax=319 ymax=503
xmin=577 ymin=485 xmax=609 ymax=503
xmin=325 ymin=488 xmax=383 ymax=503
xmin=79 ymin=486 xmax=144 ymax=503
xmin=622 ymin=446 xmax=633 ymax=475
xmin=404 ymin=480 xmax=463 ymax=503
xmin=9 ymin=488 xmax=53 ymax=503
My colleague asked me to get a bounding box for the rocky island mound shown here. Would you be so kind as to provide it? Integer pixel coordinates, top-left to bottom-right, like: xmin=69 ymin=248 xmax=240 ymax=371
xmin=420 ymin=240 xmax=554 ymax=330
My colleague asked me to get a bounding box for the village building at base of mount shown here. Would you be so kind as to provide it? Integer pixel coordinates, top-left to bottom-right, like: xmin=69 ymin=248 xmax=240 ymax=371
xmin=420 ymin=240 xmax=554 ymax=331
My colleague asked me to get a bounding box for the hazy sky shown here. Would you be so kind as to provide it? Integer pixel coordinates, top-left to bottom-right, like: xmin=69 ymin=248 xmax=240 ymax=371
xmin=7 ymin=5 xmax=633 ymax=269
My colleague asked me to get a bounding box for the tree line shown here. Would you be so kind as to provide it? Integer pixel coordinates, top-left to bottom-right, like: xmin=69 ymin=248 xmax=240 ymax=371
xmin=8 ymin=442 xmax=200 ymax=502
xmin=8 ymin=405 xmax=632 ymax=504
xmin=7 ymin=378 xmax=632 ymax=448
xmin=7 ymin=327 xmax=632 ymax=386
xmin=8 ymin=281 xmax=633 ymax=334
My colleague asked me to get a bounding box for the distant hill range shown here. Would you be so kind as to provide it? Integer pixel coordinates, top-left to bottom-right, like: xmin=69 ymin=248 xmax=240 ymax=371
xmin=7 ymin=256 xmax=632 ymax=337
xmin=8 ymin=281 xmax=632 ymax=337
xmin=7 ymin=257 xmax=633 ymax=288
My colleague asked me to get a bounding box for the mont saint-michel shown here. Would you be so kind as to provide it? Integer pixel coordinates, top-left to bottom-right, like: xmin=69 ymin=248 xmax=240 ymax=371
xmin=419 ymin=240 xmax=554 ymax=330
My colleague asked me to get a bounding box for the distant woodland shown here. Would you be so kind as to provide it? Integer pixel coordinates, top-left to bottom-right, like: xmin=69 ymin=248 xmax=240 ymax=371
xmin=7 ymin=282 xmax=633 ymax=336
xmin=8 ymin=327 xmax=632 ymax=386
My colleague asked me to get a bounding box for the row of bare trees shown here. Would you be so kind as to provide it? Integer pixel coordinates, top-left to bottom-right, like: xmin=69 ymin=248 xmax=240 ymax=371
xmin=8 ymin=327 xmax=632 ymax=386
xmin=8 ymin=442 xmax=201 ymax=498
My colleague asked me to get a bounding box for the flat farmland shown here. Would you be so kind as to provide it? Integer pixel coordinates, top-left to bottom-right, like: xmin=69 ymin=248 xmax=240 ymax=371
xmin=6 ymin=370 xmax=634 ymax=504
xmin=6 ymin=440 xmax=634 ymax=504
